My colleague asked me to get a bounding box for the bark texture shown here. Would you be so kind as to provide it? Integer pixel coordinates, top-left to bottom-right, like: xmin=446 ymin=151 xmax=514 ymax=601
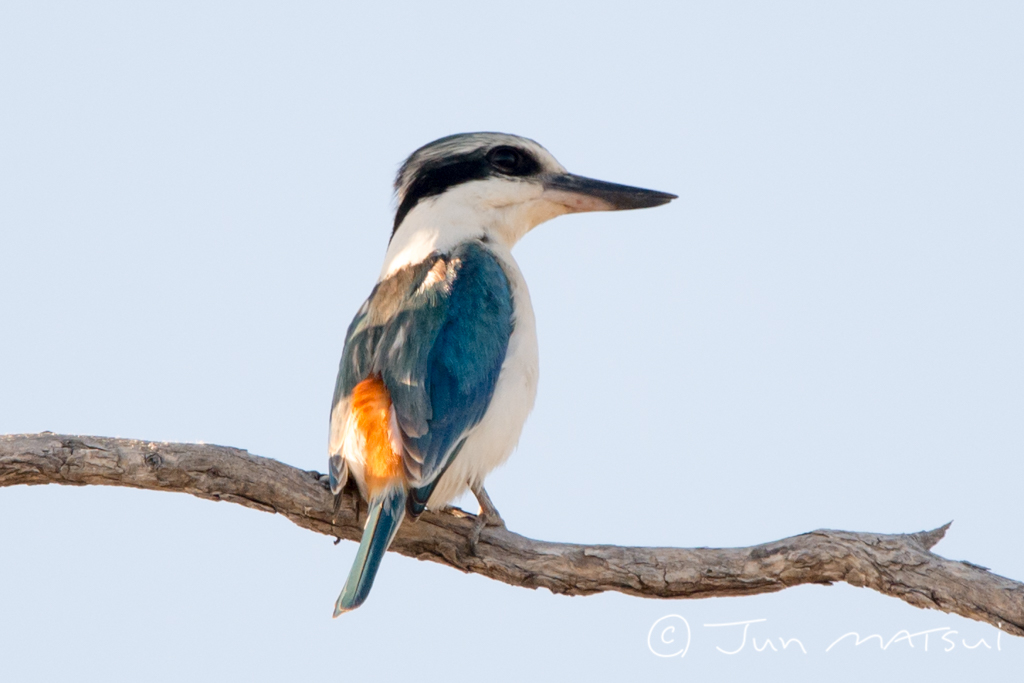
xmin=2 ymin=432 xmax=1021 ymax=636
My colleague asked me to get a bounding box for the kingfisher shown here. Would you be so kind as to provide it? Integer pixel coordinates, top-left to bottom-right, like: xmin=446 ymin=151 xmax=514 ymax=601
xmin=328 ymin=132 xmax=675 ymax=615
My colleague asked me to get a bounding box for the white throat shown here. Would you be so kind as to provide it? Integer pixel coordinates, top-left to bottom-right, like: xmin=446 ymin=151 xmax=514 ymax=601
xmin=380 ymin=177 xmax=570 ymax=279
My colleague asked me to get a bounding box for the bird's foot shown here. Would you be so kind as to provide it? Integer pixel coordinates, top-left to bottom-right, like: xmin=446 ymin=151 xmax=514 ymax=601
xmin=468 ymin=485 xmax=505 ymax=554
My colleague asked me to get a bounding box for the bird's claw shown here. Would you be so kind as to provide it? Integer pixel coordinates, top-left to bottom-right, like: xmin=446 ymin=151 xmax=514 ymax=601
xmin=467 ymin=485 xmax=505 ymax=555
xmin=467 ymin=514 xmax=487 ymax=555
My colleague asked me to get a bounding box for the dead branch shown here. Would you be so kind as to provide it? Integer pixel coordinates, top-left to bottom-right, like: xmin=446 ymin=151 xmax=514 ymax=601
xmin=2 ymin=432 xmax=1021 ymax=636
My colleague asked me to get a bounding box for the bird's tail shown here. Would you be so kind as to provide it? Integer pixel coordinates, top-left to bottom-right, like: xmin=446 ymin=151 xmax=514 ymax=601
xmin=333 ymin=482 xmax=406 ymax=616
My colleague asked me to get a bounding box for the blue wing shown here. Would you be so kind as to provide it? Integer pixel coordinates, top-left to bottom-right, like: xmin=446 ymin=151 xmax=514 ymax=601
xmin=331 ymin=241 xmax=513 ymax=512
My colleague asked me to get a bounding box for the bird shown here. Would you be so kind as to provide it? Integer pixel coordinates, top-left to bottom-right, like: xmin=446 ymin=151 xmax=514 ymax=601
xmin=328 ymin=132 xmax=675 ymax=615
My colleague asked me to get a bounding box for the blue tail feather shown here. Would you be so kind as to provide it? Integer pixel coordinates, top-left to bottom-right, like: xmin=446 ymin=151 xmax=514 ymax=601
xmin=333 ymin=484 xmax=406 ymax=616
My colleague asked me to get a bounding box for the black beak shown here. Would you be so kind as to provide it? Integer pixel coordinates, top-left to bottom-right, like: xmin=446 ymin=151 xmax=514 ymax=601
xmin=542 ymin=173 xmax=677 ymax=212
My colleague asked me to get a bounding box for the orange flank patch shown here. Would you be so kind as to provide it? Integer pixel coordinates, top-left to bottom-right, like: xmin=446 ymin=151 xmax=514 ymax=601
xmin=350 ymin=377 xmax=403 ymax=495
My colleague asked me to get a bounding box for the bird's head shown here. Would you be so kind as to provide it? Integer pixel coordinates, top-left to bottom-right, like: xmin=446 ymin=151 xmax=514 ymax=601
xmin=390 ymin=132 xmax=676 ymax=250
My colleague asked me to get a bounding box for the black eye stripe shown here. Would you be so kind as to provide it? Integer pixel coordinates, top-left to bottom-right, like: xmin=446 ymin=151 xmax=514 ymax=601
xmin=392 ymin=147 xmax=542 ymax=237
xmin=393 ymin=156 xmax=489 ymax=235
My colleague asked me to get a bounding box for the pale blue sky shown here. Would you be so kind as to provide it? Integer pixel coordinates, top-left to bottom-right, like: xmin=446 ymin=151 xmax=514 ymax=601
xmin=1 ymin=2 xmax=1022 ymax=681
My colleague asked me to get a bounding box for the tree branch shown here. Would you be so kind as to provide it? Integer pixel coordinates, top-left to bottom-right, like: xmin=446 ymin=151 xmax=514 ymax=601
xmin=3 ymin=432 xmax=1021 ymax=636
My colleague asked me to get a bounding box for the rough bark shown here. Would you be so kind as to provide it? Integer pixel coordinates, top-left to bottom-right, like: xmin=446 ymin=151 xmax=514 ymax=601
xmin=2 ymin=432 xmax=1021 ymax=636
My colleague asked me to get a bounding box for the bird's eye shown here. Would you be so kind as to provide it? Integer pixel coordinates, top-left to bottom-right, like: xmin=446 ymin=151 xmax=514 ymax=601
xmin=488 ymin=146 xmax=527 ymax=174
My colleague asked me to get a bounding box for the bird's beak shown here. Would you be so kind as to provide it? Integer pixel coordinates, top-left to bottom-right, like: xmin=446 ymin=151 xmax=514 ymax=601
xmin=541 ymin=173 xmax=677 ymax=213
